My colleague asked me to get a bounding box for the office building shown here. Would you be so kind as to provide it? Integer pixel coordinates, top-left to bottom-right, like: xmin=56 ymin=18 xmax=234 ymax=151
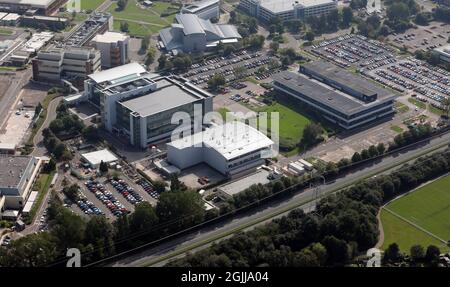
xmin=64 ymin=12 xmax=113 ymax=47
xmin=273 ymin=61 xmax=397 ymax=129
xmin=81 ymin=62 xmax=213 ymax=148
xmin=21 ymin=14 xmax=69 ymax=30
xmin=32 ymin=46 xmax=101 ymax=82
xmin=91 ymin=31 xmax=129 ymax=68
xmin=0 ymin=156 xmax=44 ymax=215
xmin=239 ymin=0 xmax=337 ymax=22
xmin=433 ymin=44 xmax=450 ymax=65
xmin=167 ymin=121 xmax=273 ymax=176
xmin=181 ymin=0 xmax=220 ymax=20
xmin=159 ymin=13 xmax=241 ymax=53
xmin=0 ymin=0 xmax=66 ymax=15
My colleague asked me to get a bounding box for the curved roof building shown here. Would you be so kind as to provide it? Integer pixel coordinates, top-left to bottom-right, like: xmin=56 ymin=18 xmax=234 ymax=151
xmin=159 ymin=13 xmax=241 ymax=53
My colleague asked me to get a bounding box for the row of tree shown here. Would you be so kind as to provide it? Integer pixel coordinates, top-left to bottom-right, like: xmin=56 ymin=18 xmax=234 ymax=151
xmin=0 ymin=176 xmax=208 ymax=267
xmin=166 ymin=148 xmax=450 ymax=267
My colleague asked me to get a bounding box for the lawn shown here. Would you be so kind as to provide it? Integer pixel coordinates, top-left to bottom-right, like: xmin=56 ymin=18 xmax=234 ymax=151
xmin=255 ymin=102 xmax=311 ymax=155
xmin=395 ymin=101 xmax=409 ymax=114
xmin=381 ymin=174 xmax=450 ymax=253
xmin=428 ymin=104 xmax=446 ymax=116
xmin=66 ymin=0 xmax=106 ymax=11
xmin=408 ymin=97 xmax=426 ymax=109
xmin=24 ymin=172 xmax=55 ymax=225
xmin=107 ymin=0 xmax=178 ymax=36
xmin=0 ymin=28 xmax=13 ymax=35
xmin=390 ymin=125 xmax=404 ymax=133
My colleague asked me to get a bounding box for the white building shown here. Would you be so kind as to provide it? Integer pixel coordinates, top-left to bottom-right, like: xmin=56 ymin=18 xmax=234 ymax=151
xmin=91 ymin=31 xmax=130 ymax=68
xmin=159 ymin=13 xmax=241 ymax=54
xmin=81 ymin=149 xmax=118 ymax=168
xmin=181 ymin=0 xmax=220 ymax=20
xmin=0 ymin=156 xmax=44 ymax=218
xmin=239 ymin=0 xmax=337 ymax=22
xmin=167 ymin=122 xmax=274 ymax=177
xmin=433 ymin=44 xmax=450 ymax=65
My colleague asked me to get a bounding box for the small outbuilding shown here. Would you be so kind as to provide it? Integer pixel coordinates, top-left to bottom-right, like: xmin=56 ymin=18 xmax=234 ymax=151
xmin=81 ymin=149 xmax=118 ymax=168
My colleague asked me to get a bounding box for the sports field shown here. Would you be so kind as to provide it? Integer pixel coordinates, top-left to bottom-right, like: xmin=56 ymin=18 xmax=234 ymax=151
xmin=107 ymin=0 xmax=178 ymax=37
xmin=381 ymin=174 xmax=450 ymax=253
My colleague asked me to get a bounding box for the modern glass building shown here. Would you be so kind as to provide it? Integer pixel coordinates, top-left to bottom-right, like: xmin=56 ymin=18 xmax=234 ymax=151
xmin=83 ymin=63 xmax=213 ymax=148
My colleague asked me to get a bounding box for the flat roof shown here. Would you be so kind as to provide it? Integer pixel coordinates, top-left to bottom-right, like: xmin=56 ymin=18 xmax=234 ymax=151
xmin=260 ymin=0 xmax=335 ymax=14
xmin=0 ymin=0 xmax=56 ymax=8
xmin=2 ymin=13 xmax=20 ymax=20
xmin=81 ymin=149 xmax=117 ymax=166
xmin=301 ymin=61 xmax=392 ymax=99
xmin=434 ymin=44 xmax=450 ymax=56
xmin=92 ymin=31 xmax=129 ymax=44
xmin=274 ymin=70 xmax=396 ymax=115
xmin=120 ymin=79 xmax=201 ymax=116
xmin=183 ymin=0 xmax=219 ymax=12
xmin=0 ymin=156 xmax=33 ymax=188
xmin=218 ymin=169 xmax=271 ymax=196
xmin=88 ymin=62 xmax=147 ymax=84
xmin=169 ymin=122 xmax=274 ymax=161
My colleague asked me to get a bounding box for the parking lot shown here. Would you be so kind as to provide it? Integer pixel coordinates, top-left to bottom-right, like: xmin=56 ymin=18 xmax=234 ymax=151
xmin=309 ymin=34 xmax=450 ymax=113
xmin=308 ymin=34 xmax=396 ymax=69
xmin=387 ymin=22 xmax=450 ymax=53
xmin=182 ymin=49 xmax=279 ymax=88
xmin=363 ymin=56 xmax=450 ymax=109
xmin=0 ymin=109 xmax=34 ymax=147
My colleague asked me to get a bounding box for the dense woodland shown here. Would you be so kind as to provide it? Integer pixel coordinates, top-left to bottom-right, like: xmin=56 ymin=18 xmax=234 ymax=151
xmin=166 ymin=148 xmax=450 ymax=267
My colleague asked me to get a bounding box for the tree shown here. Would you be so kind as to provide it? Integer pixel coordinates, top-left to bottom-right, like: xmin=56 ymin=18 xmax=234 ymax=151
xmin=425 ymin=245 xmax=440 ymax=266
xmin=442 ymin=96 xmax=450 ymax=117
xmin=410 ymin=245 xmax=425 ymax=262
xmin=414 ymin=13 xmax=429 ymax=26
xmin=117 ymin=0 xmax=128 ymax=11
xmin=361 ymin=149 xmax=370 ymax=160
xmin=153 ymin=180 xmax=167 ymax=193
xmin=84 ymin=216 xmax=115 ymax=259
xmin=351 ymin=152 xmax=362 ymax=163
xmin=120 ymin=21 xmax=129 ymax=32
xmin=156 ymin=190 xmax=205 ymax=229
xmin=383 ymin=243 xmax=401 ymax=262
xmin=141 ymin=36 xmax=150 ymax=51
xmin=269 ymin=42 xmax=279 ymax=54
xmin=0 ymin=232 xmax=58 ymax=267
xmin=387 ymin=2 xmax=410 ymax=23
xmin=207 ymin=74 xmax=226 ymax=92
xmin=129 ymin=202 xmax=158 ymax=234
xmin=368 ymin=145 xmax=379 ymax=157
xmin=376 ymin=143 xmax=386 ymax=155
xmin=62 ymin=184 xmax=80 ymax=202
xmin=145 ymin=47 xmax=157 ymax=65
xmin=99 ymin=160 xmax=108 ymax=174
xmin=341 ymin=7 xmax=353 ymax=27
xmin=293 ymin=248 xmax=320 ymax=267
xmin=300 ymin=123 xmax=324 ymax=148
xmin=158 ymin=54 xmax=168 ymax=70
xmin=43 ymin=158 xmax=56 ymax=173
xmin=305 ymin=31 xmax=315 ymax=42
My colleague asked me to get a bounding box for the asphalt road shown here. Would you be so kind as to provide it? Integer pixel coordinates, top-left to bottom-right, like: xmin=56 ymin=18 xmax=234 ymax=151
xmin=108 ymin=131 xmax=450 ymax=267
xmin=32 ymin=97 xmax=62 ymax=156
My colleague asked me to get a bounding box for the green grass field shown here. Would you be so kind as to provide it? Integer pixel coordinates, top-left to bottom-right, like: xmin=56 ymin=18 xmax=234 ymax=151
xmin=0 ymin=28 xmax=13 ymax=35
xmin=107 ymin=0 xmax=178 ymax=37
xmin=381 ymin=174 xmax=450 ymax=253
xmin=255 ymin=102 xmax=311 ymax=155
xmin=80 ymin=0 xmax=106 ymax=10
xmin=390 ymin=125 xmax=404 ymax=133
xmin=408 ymin=97 xmax=426 ymax=109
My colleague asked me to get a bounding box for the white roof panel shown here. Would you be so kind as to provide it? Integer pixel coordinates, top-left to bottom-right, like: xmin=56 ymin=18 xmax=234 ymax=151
xmin=88 ymin=62 xmax=146 ymax=84
xmin=169 ymin=122 xmax=273 ymax=161
xmin=81 ymin=149 xmax=118 ymax=166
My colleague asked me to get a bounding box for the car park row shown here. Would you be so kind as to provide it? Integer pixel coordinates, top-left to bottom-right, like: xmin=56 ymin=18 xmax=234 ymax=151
xmin=110 ymin=179 xmax=143 ymax=205
xmin=137 ymin=179 xmax=161 ymax=200
xmin=85 ymin=180 xmax=130 ymax=217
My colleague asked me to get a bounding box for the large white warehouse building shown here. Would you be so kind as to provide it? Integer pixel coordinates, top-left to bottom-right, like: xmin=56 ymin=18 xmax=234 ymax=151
xmin=167 ymin=122 xmax=273 ymax=177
